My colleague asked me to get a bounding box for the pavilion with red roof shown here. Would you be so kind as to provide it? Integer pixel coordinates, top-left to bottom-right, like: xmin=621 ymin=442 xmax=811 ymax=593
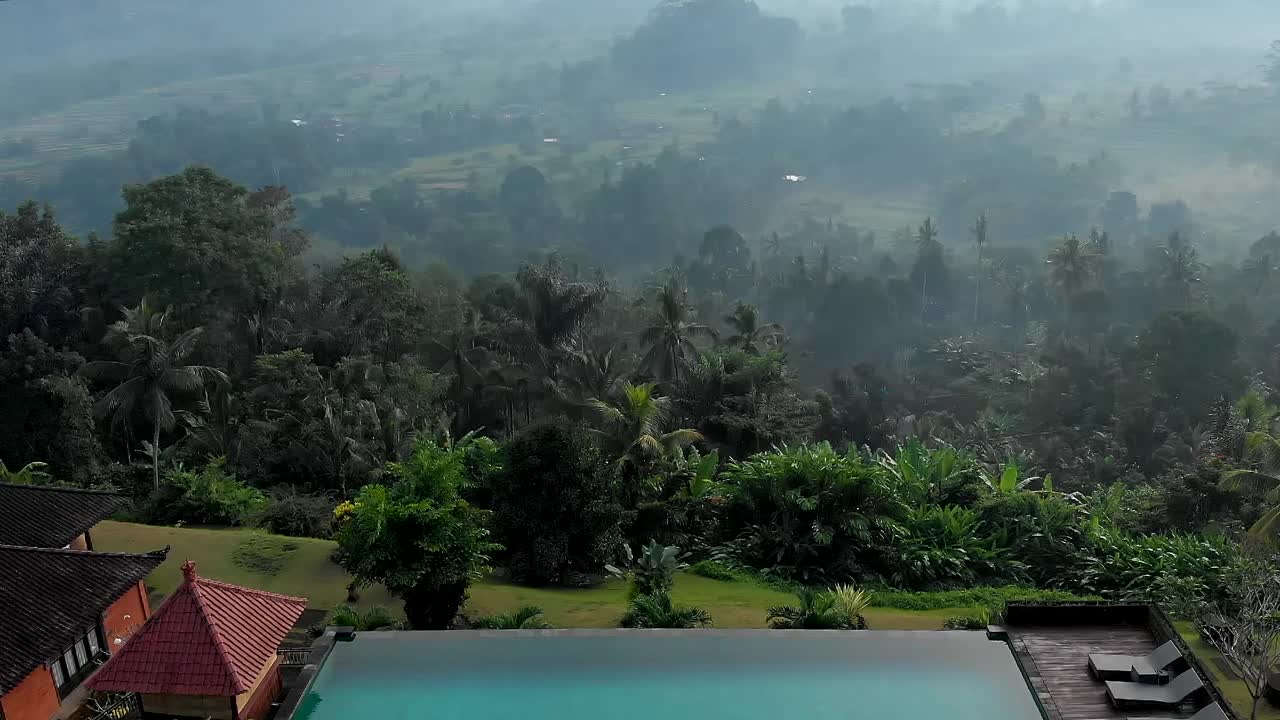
xmin=88 ymin=560 xmax=307 ymax=720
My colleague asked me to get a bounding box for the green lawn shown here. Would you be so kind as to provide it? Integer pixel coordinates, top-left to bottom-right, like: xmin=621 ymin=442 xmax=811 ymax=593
xmin=93 ymin=520 xmax=963 ymax=629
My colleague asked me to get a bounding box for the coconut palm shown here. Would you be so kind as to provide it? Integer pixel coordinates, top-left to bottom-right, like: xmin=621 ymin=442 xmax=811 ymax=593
xmin=557 ymin=341 xmax=628 ymax=406
xmin=1045 ymin=234 xmax=1100 ymax=296
xmin=640 ymin=282 xmax=716 ymax=382
xmin=425 ymin=309 xmax=495 ymax=431
xmin=588 ymin=382 xmax=703 ymax=471
xmin=514 ymin=256 xmax=608 ymax=350
xmin=1219 ymin=431 xmax=1280 ymax=549
xmin=765 ymin=232 xmax=785 ymax=258
xmin=972 ymin=212 xmax=988 ymax=323
xmin=914 ymin=218 xmax=942 ymax=319
xmin=723 ymin=302 xmax=783 ymax=354
xmin=1244 ymin=253 xmax=1277 ymax=295
xmin=1159 ymin=245 xmax=1203 ymax=306
xmin=82 ymin=303 xmax=227 ymax=491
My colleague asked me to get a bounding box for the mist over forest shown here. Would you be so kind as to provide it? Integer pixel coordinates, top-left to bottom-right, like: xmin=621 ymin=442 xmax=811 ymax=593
xmin=7 ymin=0 xmax=1280 ymax=610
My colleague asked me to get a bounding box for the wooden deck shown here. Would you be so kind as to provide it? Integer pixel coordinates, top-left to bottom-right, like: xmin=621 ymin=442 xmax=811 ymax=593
xmin=1007 ymin=625 xmax=1199 ymax=720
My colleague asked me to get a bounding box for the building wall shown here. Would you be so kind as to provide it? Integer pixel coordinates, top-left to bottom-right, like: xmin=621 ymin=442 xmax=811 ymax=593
xmin=102 ymin=581 xmax=151 ymax=652
xmin=236 ymin=654 xmax=283 ymax=720
xmin=140 ymin=693 xmax=233 ymax=719
xmin=67 ymin=533 xmax=88 ymax=551
xmin=0 ymin=666 xmax=60 ymax=720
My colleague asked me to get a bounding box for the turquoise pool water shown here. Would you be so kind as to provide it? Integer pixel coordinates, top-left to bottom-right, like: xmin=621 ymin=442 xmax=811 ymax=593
xmin=296 ymin=631 xmax=1042 ymax=720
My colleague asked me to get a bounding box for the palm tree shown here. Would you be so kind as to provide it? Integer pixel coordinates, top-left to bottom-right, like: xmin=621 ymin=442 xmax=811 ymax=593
xmin=557 ymin=341 xmax=628 ymax=405
xmin=471 ymin=606 xmax=553 ymax=630
xmin=765 ymin=232 xmax=785 ymax=259
xmin=914 ymin=217 xmax=942 ymax=320
xmin=723 ymin=302 xmax=783 ymax=354
xmin=1159 ymin=245 xmax=1203 ymax=306
xmin=1244 ymin=253 xmax=1278 ymax=295
xmin=82 ymin=303 xmax=227 ymax=491
xmin=972 ymin=212 xmax=988 ymax=324
xmin=1045 ymin=234 xmax=1100 ymax=296
xmin=588 ymin=382 xmax=703 ymax=472
xmin=640 ymin=282 xmax=715 ymax=383
xmin=1219 ymin=430 xmax=1280 ymax=551
xmin=425 ymin=309 xmax=495 ymax=431
xmin=514 ymin=256 xmax=608 ymax=350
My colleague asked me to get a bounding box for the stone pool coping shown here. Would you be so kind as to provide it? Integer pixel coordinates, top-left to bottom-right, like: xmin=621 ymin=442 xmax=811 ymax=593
xmin=275 ymin=626 xmax=355 ymax=720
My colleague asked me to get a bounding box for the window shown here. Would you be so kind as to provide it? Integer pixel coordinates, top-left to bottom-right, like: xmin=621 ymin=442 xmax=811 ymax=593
xmin=50 ymin=625 xmax=105 ymax=698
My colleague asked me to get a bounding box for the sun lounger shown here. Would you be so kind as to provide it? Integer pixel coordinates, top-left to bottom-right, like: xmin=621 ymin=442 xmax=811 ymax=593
xmin=1089 ymin=640 xmax=1182 ymax=681
xmin=1186 ymin=703 xmax=1231 ymax=720
xmin=1106 ymin=670 xmax=1205 ymax=709
xmin=1125 ymin=701 xmax=1229 ymax=720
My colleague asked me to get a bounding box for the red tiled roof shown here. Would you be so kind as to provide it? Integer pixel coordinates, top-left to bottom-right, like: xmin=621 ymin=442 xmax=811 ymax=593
xmin=88 ymin=560 xmax=306 ymax=696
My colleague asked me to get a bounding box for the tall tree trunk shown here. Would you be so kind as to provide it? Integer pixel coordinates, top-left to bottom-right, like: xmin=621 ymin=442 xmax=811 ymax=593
xmin=973 ymin=247 xmax=983 ymax=324
xmin=152 ymin=423 xmax=161 ymax=492
xmin=919 ymin=270 xmax=929 ymax=324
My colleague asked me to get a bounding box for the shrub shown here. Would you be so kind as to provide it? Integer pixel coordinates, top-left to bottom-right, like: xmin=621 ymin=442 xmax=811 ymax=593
xmin=718 ymin=443 xmax=905 ymax=585
xmin=943 ymin=611 xmax=993 ymax=630
xmin=606 ymin=540 xmax=688 ymax=598
xmin=689 ymin=560 xmax=745 ymax=582
xmin=831 ymin=584 xmax=872 ymax=627
xmin=329 ymin=604 xmax=399 ymax=631
xmin=869 ymin=586 xmax=1090 ymax=611
xmin=619 ymin=592 xmax=712 ymax=629
xmin=976 ymin=491 xmax=1083 ymax=586
xmin=767 ymin=588 xmax=866 ymax=629
xmin=893 ymin=505 xmax=1006 ymax=588
xmin=1071 ymin=527 xmax=1242 ymax=605
xmin=471 ymin=606 xmax=552 ymax=630
xmin=491 ymin=422 xmax=623 ymax=585
xmin=148 ymin=458 xmax=266 ymax=526
xmin=258 ymin=487 xmax=335 ymax=538
xmin=334 ymin=438 xmax=500 ymax=630
xmin=231 ymin=535 xmax=299 ymax=575
xmin=89 ymin=462 xmax=153 ymax=502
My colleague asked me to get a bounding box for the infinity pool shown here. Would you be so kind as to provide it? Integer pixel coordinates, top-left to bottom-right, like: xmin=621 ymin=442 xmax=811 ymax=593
xmin=295 ymin=630 xmax=1042 ymax=720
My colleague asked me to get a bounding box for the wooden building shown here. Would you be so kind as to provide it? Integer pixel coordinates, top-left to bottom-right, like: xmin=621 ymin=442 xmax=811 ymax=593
xmin=88 ymin=561 xmax=307 ymax=720
xmin=0 ymin=545 xmax=167 ymax=720
xmin=0 ymin=482 xmax=129 ymax=550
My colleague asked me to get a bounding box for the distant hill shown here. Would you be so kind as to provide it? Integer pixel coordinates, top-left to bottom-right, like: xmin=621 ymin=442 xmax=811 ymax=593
xmin=0 ymin=0 xmax=427 ymax=73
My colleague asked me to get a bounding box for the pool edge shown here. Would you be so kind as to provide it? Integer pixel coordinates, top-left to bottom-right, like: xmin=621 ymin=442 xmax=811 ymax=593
xmin=276 ymin=625 xmax=354 ymax=720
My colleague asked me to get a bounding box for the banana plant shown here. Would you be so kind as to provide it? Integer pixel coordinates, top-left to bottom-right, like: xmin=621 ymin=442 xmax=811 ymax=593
xmin=606 ymin=539 xmax=689 ymax=597
xmin=981 ymin=458 xmax=1052 ymax=494
xmin=0 ymin=460 xmax=51 ymax=485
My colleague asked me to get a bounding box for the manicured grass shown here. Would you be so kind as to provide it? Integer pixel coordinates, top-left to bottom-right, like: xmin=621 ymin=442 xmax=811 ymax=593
xmin=93 ymin=520 xmax=963 ymax=629
xmin=93 ymin=520 xmax=399 ymax=609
